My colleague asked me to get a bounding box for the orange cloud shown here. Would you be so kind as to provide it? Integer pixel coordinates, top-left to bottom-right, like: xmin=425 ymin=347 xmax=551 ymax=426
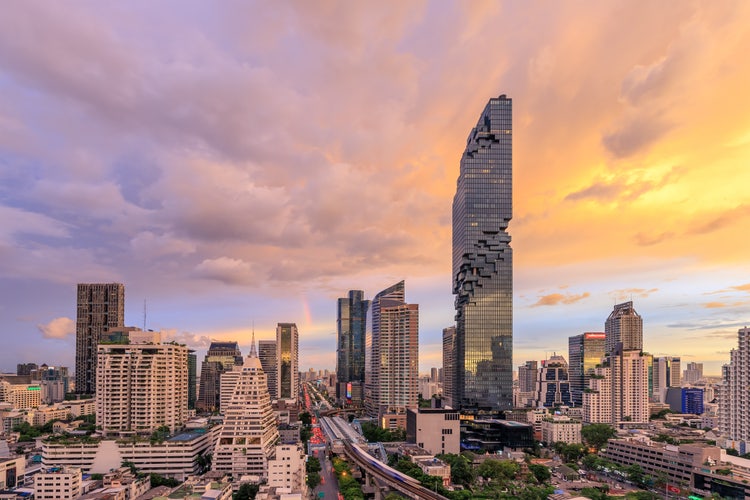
xmin=531 ymin=292 xmax=590 ymax=307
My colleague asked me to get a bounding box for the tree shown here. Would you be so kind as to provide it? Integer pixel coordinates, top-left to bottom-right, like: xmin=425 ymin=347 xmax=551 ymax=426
xmin=299 ymin=412 xmax=312 ymax=426
xmin=477 ymin=458 xmax=519 ymax=484
xmin=194 ymin=452 xmax=212 ymax=475
xmin=306 ymin=471 xmax=321 ymax=490
xmin=581 ymin=423 xmax=616 ymax=450
xmin=149 ymin=473 xmax=179 ymax=488
xmin=624 ymin=463 xmax=651 ymax=488
xmin=234 ymin=482 xmax=259 ymax=500
xmin=528 ymin=463 xmax=551 ymax=483
xmin=437 ymin=453 xmax=474 ymax=487
xmin=306 ymin=456 xmax=322 ymax=490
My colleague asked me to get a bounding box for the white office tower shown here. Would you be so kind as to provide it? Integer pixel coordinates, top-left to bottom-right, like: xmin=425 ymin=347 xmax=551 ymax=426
xmin=213 ymin=353 xmax=279 ymax=481
xmin=719 ymin=327 xmax=750 ymax=453
xmin=583 ymin=366 xmax=612 ymax=424
xmin=611 ymin=348 xmax=650 ymax=425
xmin=653 ymin=356 xmax=681 ymax=403
xmin=96 ymin=329 xmax=188 ymax=437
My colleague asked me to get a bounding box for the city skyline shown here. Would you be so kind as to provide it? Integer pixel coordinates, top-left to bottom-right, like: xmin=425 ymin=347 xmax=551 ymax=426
xmin=2 ymin=2 xmax=750 ymax=376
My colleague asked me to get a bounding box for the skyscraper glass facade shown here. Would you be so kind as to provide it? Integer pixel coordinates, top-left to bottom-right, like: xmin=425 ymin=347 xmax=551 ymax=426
xmin=452 ymin=95 xmax=513 ymax=412
xmin=276 ymin=323 xmax=299 ymax=401
xmin=568 ymin=332 xmax=606 ymax=406
xmin=336 ymin=290 xmax=370 ymax=404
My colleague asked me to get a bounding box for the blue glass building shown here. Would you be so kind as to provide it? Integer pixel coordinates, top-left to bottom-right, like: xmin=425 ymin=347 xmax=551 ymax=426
xmin=336 ymin=290 xmax=370 ymax=405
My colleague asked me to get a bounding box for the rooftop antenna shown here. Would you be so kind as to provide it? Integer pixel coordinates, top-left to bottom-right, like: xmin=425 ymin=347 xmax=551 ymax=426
xmin=143 ymin=299 xmax=147 ymax=331
xmin=249 ymin=321 xmax=257 ymax=357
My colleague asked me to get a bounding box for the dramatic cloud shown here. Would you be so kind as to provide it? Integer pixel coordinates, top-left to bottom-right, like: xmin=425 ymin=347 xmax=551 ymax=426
xmin=37 ymin=317 xmax=75 ymax=339
xmin=1 ymin=1 xmax=750 ymax=373
xmin=531 ymin=292 xmax=590 ymax=307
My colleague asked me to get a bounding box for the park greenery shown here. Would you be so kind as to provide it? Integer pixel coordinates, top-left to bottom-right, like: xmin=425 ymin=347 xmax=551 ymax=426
xmin=234 ymin=483 xmax=259 ymax=500
xmin=391 ymin=453 xmax=553 ymax=500
xmin=360 ymin=422 xmax=406 ymax=442
xmin=581 ymin=423 xmax=617 ymax=450
xmin=306 ymin=456 xmax=321 ymax=490
xmin=332 ymin=457 xmax=365 ymax=500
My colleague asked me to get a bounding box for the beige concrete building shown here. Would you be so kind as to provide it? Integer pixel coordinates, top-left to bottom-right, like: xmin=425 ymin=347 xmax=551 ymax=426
xmin=267 ymin=444 xmax=307 ymax=496
xmin=213 ymin=353 xmax=279 ymax=481
xmin=582 ymin=366 xmax=612 ymax=424
xmin=42 ymin=426 xmax=219 ymax=480
xmin=0 ymin=380 xmax=41 ymax=409
xmin=35 ymin=466 xmax=82 ymax=500
xmin=602 ymin=437 xmax=720 ymax=487
xmin=406 ymin=407 xmax=460 ymax=455
xmin=0 ymin=456 xmax=24 ymax=490
xmin=541 ymin=415 xmax=582 ymax=445
xmin=96 ymin=329 xmax=188 ymax=436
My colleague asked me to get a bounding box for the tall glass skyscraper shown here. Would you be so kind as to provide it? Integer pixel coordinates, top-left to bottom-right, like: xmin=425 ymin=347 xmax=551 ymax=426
xmin=276 ymin=323 xmax=299 ymax=401
xmin=568 ymin=332 xmax=606 ymax=406
xmin=452 ymin=95 xmax=513 ymax=412
xmin=336 ymin=290 xmax=370 ymax=405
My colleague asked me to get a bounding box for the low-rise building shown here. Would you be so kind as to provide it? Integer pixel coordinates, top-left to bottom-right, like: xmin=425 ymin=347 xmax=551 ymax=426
xmin=461 ymin=420 xmax=534 ymax=453
xmin=159 ymin=477 xmax=233 ymax=500
xmin=30 ymin=405 xmax=71 ymax=427
xmin=541 ymin=415 xmax=582 ymax=445
xmin=414 ymin=457 xmax=451 ymax=486
xmin=602 ymin=437 xmax=720 ymax=487
xmin=267 ymin=444 xmax=306 ymax=496
xmin=65 ymin=399 xmax=96 ymax=418
xmin=34 ymin=466 xmax=82 ymax=500
xmin=41 ymin=426 xmax=219 ymax=481
xmin=0 ymin=381 xmax=41 ymax=410
xmin=0 ymin=456 xmax=24 ymax=490
xmin=406 ymin=407 xmax=460 ymax=456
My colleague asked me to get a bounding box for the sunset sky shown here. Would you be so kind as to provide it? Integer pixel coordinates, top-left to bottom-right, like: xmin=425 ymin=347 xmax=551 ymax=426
xmin=1 ymin=1 xmax=749 ymax=377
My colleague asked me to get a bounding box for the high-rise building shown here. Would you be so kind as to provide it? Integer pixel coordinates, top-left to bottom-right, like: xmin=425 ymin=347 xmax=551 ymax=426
xmin=582 ymin=365 xmax=612 ymax=424
xmin=196 ymin=342 xmax=243 ymax=413
xmin=610 ymin=346 xmax=650 ymax=425
xmin=365 ymin=281 xmax=405 ymax=418
xmin=605 ymin=301 xmax=643 ymax=353
xmin=96 ymin=329 xmax=188 ymax=436
xmin=75 ymin=283 xmax=125 ymax=394
xmin=683 ymin=362 xmax=704 ymax=385
xmin=452 ymin=95 xmax=513 ymax=412
xmin=653 ymin=356 xmax=681 ymax=403
xmin=187 ymin=350 xmax=197 ymax=410
xmin=719 ymin=327 xmax=750 ymax=453
xmin=568 ymin=332 xmax=606 ymax=406
xmin=258 ymin=340 xmax=278 ymax=400
xmin=518 ymin=361 xmax=538 ymax=394
xmin=534 ymin=355 xmax=572 ymax=408
xmin=335 ymin=291 xmax=370 ymax=406
xmin=34 ymin=365 xmax=70 ymax=404
xmin=442 ymin=326 xmax=456 ymax=408
xmin=583 ymin=305 xmax=648 ymax=426
xmin=17 ymin=363 xmax=38 ymax=376
xmin=213 ymin=351 xmax=279 ymax=479
xmin=276 ymin=323 xmax=299 ymax=402
xmin=365 ymin=281 xmax=419 ymax=426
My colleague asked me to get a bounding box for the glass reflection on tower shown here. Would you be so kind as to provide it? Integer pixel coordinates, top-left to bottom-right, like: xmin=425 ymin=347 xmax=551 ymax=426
xmin=452 ymin=95 xmax=513 ymax=412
